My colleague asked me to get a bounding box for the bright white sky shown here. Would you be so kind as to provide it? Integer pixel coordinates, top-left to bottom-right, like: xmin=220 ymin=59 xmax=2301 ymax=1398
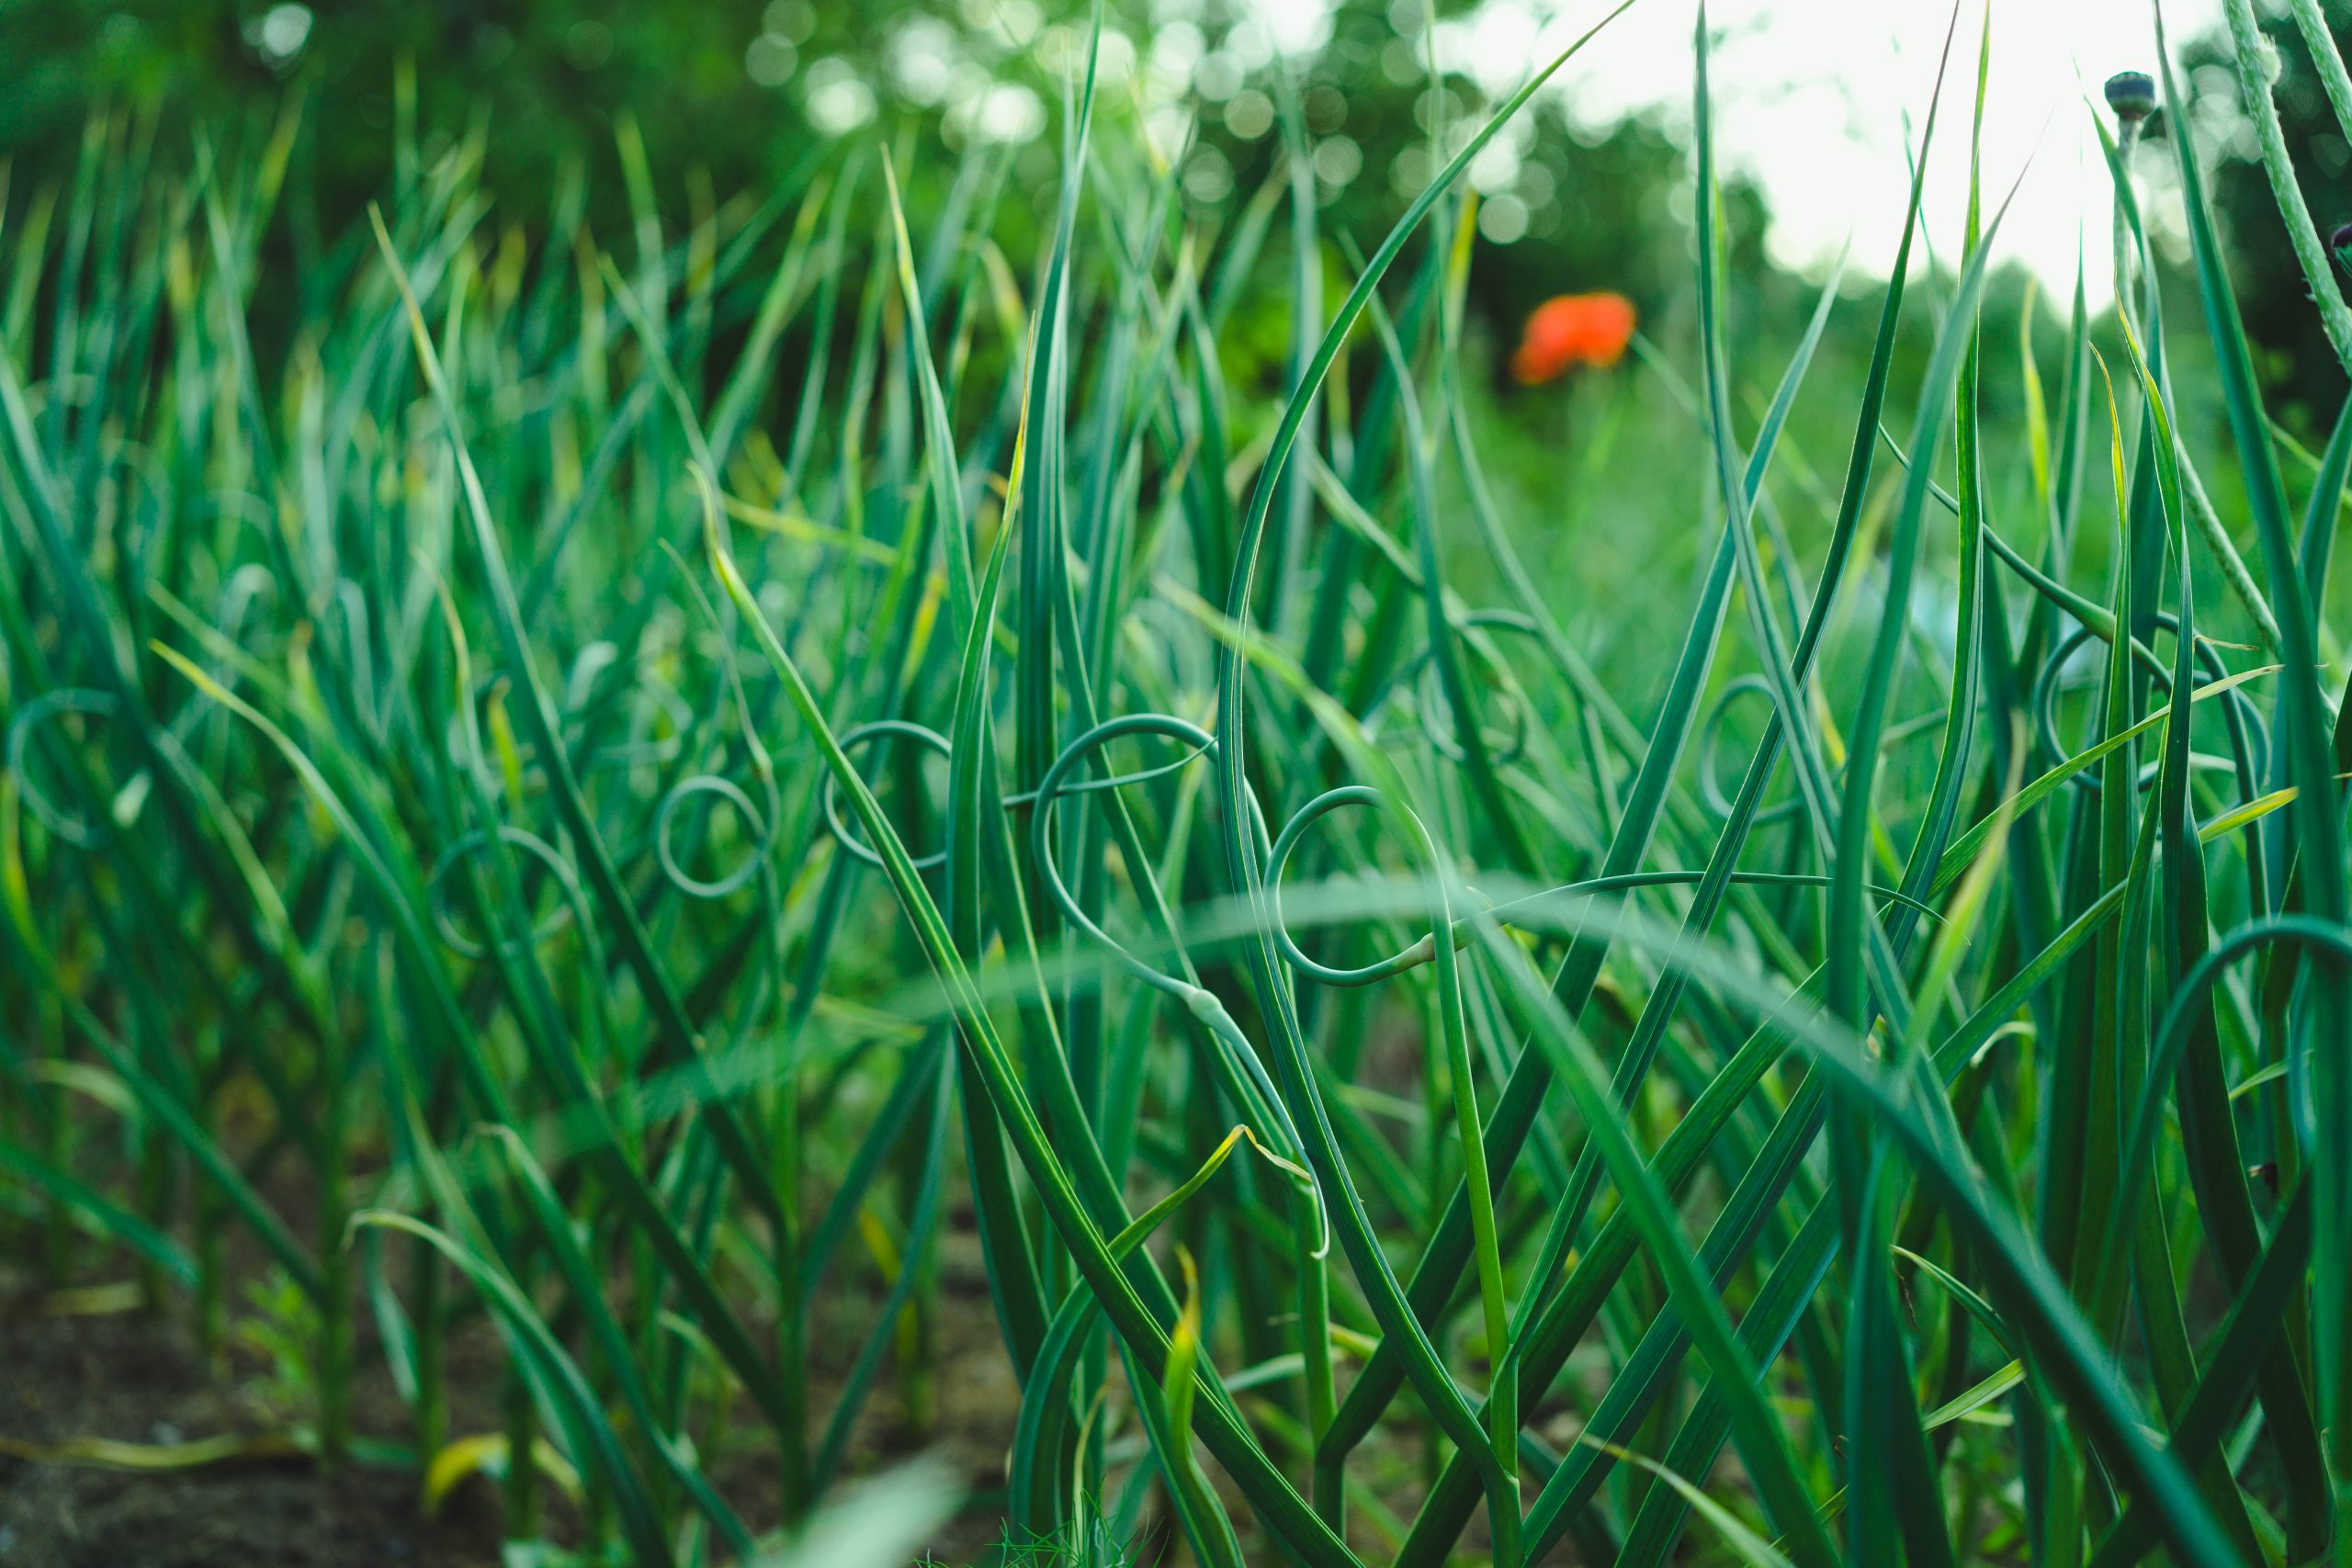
xmin=1255 ymin=0 xmax=2233 ymax=306
xmin=1549 ymin=0 xmax=2229 ymax=305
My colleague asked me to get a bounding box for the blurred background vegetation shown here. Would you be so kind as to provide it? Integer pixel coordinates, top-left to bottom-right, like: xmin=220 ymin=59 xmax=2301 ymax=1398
xmin=0 ymin=0 xmax=2346 ymax=672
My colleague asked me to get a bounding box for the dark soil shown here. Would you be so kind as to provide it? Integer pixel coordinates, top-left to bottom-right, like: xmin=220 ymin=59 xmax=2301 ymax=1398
xmin=0 ymin=1219 xmax=1041 ymax=1568
xmin=0 ymin=1304 xmax=503 ymax=1568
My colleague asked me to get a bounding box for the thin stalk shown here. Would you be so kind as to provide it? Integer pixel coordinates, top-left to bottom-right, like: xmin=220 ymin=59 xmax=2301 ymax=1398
xmin=2222 ymin=0 xmax=2352 ymax=375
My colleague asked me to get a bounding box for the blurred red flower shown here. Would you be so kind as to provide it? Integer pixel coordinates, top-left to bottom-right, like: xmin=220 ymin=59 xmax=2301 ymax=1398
xmin=1510 ymin=291 xmax=1636 ymax=384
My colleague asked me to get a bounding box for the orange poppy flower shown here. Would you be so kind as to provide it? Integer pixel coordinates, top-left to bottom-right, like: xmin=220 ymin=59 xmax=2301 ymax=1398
xmin=1510 ymin=291 xmax=1636 ymax=384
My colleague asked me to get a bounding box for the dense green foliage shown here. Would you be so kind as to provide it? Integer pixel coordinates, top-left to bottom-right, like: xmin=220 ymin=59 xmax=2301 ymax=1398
xmin=6 ymin=4 xmax=2352 ymax=1567
xmin=6 ymin=0 xmax=2344 ymax=414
